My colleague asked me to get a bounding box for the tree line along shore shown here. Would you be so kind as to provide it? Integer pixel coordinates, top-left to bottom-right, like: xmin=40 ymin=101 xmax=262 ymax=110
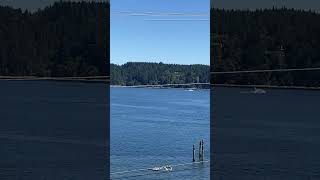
xmin=211 ymin=8 xmax=320 ymax=87
xmin=0 ymin=1 xmax=109 ymax=77
xmin=1 ymin=3 xmax=320 ymax=87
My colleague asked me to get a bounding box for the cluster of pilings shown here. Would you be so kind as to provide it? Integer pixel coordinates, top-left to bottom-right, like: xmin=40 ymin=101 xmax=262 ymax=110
xmin=193 ymin=139 xmax=204 ymax=162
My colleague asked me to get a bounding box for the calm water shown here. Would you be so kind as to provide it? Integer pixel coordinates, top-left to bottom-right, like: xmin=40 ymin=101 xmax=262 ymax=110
xmin=213 ymin=87 xmax=320 ymax=180
xmin=3 ymin=81 xmax=319 ymax=180
xmin=0 ymin=81 xmax=108 ymax=180
xmin=110 ymin=87 xmax=210 ymax=179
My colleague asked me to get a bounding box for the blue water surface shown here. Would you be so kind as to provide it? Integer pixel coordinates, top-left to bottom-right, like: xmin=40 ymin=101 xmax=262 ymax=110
xmin=111 ymin=87 xmax=210 ymax=180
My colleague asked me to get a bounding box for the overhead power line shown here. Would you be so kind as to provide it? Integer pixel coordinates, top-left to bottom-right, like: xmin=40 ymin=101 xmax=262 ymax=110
xmin=211 ymin=67 xmax=320 ymax=74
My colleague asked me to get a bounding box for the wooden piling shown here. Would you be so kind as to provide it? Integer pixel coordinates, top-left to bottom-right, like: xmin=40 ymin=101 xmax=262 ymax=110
xmin=199 ymin=140 xmax=202 ymax=160
xmin=192 ymin=144 xmax=195 ymax=162
xmin=201 ymin=140 xmax=204 ymax=161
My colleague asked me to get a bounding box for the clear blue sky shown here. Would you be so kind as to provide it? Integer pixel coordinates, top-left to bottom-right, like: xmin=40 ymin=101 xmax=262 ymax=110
xmin=111 ymin=0 xmax=210 ymax=65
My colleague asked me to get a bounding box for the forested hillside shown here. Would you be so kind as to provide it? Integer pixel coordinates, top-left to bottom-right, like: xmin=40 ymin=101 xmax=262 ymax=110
xmin=0 ymin=1 xmax=109 ymax=77
xmin=111 ymin=62 xmax=209 ymax=86
xmin=2 ymin=5 xmax=320 ymax=87
xmin=211 ymin=8 xmax=320 ymax=87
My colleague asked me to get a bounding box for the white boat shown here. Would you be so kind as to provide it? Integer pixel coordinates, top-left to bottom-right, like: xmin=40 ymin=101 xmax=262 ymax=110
xmin=150 ymin=165 xmax=172 ymax=172
xmin=252 ymin=87 xmax=266 ymax=94
xmin=163 ymin=165 xmax=173 ymax=171
xmin=150 ymin=166 xmax=163 ymax=171
xmin=185 ymin=88 xmax=196 ymax=92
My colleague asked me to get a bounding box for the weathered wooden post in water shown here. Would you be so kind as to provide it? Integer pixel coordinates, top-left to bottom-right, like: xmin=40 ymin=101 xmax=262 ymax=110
xmin=201 ymin=140 xmax=204 ymax=161
xmin=197 ymin=140 xmax=205 ymax=162
xmin=193 ymin=145 xmax=195 ymax=162
xmin=199 ymin=140 xmax=202 ymax=160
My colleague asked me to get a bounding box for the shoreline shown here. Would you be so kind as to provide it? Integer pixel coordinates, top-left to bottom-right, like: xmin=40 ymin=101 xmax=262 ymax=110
xmin=0 ymin=76 xmax=110 ymax=83
xmin=111 ymin=84 xmax=320 ymax=91
xmin=213 ymin=84 xmax=320 ymax=91
xmin=1 ymin=77 xmax=319 ymax=91
xmin=110 ymin=84 xmax=210 ymax=90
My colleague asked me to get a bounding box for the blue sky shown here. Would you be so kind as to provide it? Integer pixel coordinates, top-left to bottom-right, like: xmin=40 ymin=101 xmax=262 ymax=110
xmin=111 ymin=0 xmax=210 ymax=65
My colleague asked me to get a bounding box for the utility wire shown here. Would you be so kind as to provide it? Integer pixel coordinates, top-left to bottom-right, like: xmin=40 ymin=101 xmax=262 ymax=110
xmin=211 ymin=67 xmax=320 ymax=74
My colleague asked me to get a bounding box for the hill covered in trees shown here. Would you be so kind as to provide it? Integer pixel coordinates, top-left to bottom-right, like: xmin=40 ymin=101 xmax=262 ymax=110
xmin=111 ymin=62 xmax=209 ymax=86
xmin=0 ymin=1 xmax=109 ymax=77
xmin=2 ymin=5 xmax=320 ymax=87
xmin=113 ymin=8 xmax=320 ymax=87
xmin=211 ymin=8 xmax=320 ymax=87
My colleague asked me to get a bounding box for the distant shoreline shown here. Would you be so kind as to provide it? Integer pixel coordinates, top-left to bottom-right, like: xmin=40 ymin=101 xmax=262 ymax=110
xmin=112 ymin=84 xmax=320 ymax=91
xmin=110 ymin=83 xmax=210 ymax=90
xmin=213 ymin=84 xmax=320 ymax=91
xmin=1 ymin=77 xmax=319 ymax=91
xmin=0 ymin=76 xmax=110 ymax=83
xmin=110 ymin=85 xmax=208 ymax=89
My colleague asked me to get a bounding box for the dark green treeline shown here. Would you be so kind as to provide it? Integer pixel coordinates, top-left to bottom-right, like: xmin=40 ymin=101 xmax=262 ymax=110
xmin=211 ymin=8 xmax=320 ymax=87
xmin=0 ymin=1 xmax=109 ymax=77
xmin=111 ymin=62 xmax=209 ymax=86
xmin=2 ymin=5 xmax=320 ymax=87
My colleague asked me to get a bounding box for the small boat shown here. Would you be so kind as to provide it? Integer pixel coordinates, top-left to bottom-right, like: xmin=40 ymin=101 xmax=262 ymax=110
xmin=252 ymin=87 xmax=266 ymax=94
xmin=240 ymin=87 xmax=266 ymax=94
xmin=150 ymin=166 xmax=163 ymax=171
xmin=185 ymin=88 xmax=196 ymax=92
xmin=150 ymin=165 xmax=172 ymax=172
xmin=163 ymin=165 xmax=173 ymax=171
